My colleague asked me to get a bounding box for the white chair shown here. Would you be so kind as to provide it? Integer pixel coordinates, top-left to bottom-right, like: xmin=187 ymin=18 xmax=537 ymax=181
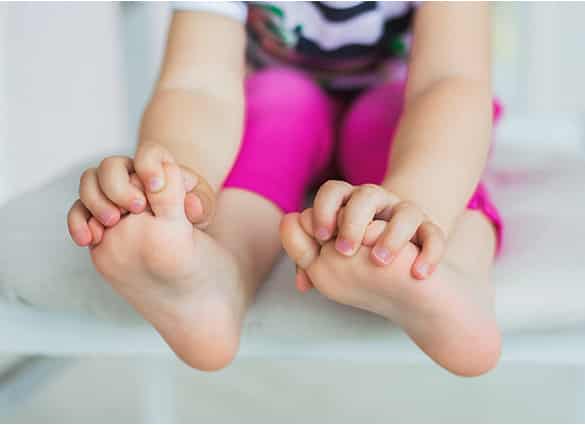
xmin=0 ymin=143 xmax=584 ymax=422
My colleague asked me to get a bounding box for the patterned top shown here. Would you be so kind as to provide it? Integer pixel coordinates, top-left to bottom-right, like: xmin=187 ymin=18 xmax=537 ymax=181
xmin=173 ymin=1 xmax=417 ymax=90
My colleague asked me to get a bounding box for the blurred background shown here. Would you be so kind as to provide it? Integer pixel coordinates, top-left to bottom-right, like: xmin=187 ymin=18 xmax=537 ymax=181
xmin=0 ymin=2 xmax=584 ymax=422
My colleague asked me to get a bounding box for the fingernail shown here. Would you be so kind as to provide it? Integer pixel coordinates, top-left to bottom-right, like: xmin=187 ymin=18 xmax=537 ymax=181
xmin=131 ymin=198 xmax=145 ymax=212
xmin=100 ymin=212 xmax=117 ymax=226
xmin=315 ymin=227 xmax=330 ymax=241
xmin=335 ymin=238 xmax=354 ymax=255
xmin=416 ymin=263 xmax=430 ymax=278
xmin=189 ymin=195 xmax=204 ymax=218
xmin=372 ymin=246 xmax=392 ymax=264
xmin=74 ymin=229 xmax=91 ymax=246
xmin=149 ymin=177 xmax=164 ymax=192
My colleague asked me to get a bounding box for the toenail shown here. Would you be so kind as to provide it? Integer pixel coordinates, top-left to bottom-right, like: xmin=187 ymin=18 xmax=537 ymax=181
xmin=373 ymin=246 xmax=392 ymax=264
xmin=149 ymin=176 xmax=164 ymax=192
xmin=335 ymin=238 xmax=354 ymax=255
xmin=315 ymin=227 xmax=330 ymax=241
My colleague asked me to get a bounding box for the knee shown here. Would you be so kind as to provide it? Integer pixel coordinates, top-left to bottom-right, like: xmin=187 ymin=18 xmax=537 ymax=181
xmin=246 ymin=67 xmax=330 ymax=114
xmin=341 ymin=82 xmax=405 ymax=145
xmin=338 ymin=82 xmax=406 ymax=185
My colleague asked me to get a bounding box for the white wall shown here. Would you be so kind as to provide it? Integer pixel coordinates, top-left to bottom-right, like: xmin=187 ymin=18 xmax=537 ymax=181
xmin=0 ymin=2 xmax=128 ymax=203
xmin=492 ymin=3 xmax=585 ymax=151
xmin=493 ymin=3 xmax=585 ymax=114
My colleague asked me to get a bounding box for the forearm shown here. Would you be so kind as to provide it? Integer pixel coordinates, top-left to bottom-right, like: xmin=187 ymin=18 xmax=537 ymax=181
xmin=382 ymin=77 xmax=492 ymax=235
xmin=138 ymin=84 xmax=244 ymax=192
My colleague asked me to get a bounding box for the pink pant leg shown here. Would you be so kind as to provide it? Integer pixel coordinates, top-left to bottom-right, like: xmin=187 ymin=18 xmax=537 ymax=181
xmin=223 ymin=68 xmax=335 ymax=213
xmin=338 ymin=81 xmax=503 ymax=251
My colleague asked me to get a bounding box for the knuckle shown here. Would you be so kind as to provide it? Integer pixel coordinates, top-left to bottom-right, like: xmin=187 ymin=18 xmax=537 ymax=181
xmin=141 ymin=142 xmax=166 ymax=160
xmin=98 ymin=156 xmax=118 ymax=172
xmin=79 ymin=168 xmax=96 ymax=185
xmin=395 ymin=201 xmax=424 ymax=220
xmin=133 ymin=155 xmax=148 ymax=173
xmin=78 ymin=187 xmax=97 ymax=206
xmin=103 ymin=182 xmax=127 ymax=203
xmin=323 ymin=179 xmax=351 ymax=192
xmin=383 ymin=222 xmax=407 ymax=246
xmin=395 ymin=200 xmax=414 ymax=212
xmin=313 ymin=205 xmax=331 ymax=223
xmin=431 ymin=229 xmax=447 ymax=246
xmin=382 ymin=225 xmax=402 ymax=245
xmin=340 ymin=220 xmax=363 ymax=237
xmin=298 ymin=248 xmax=317 ymax=269
xmin=360 ymin=183 xmax=381 ymax=194
xmin=426 ymin=222 xmax=445 ymax=239
xmin=79 ymin=169 xmax=97 ymax=196
xmin=67 ymin=202 xmax=79 ymax=222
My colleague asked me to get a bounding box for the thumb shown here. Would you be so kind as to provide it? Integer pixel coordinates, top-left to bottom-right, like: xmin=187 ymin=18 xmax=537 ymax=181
xmin=146 ymin=161 xmax=186 ymax=220
xmin=179 ymin=166 xmax=217 ymax=229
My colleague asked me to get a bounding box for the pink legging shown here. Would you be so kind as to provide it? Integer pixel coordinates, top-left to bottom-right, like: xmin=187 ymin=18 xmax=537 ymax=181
xmin=223 ymin=68 xmax=502 ymax=246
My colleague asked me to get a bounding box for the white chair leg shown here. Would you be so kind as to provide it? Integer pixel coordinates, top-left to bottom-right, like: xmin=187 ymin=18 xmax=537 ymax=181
xmin=139 ymin=358 xmax=176 ymax=423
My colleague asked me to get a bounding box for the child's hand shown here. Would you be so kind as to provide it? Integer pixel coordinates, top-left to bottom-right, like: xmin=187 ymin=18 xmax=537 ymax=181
xmin=67 ymin=143 xmax=216 ymax=247
xmin=310 ymin=180 xmax=446 ymax=279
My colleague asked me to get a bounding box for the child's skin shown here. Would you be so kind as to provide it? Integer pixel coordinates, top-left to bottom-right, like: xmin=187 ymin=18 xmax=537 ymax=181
xmin=67 ymin=4 xmax=501 ymax=375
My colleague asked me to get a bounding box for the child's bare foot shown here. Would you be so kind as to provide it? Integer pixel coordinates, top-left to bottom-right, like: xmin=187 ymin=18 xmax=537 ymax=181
xmin=281 ymin=210 xmax=501 ymax=376
xmin=89 ymin=161 xmax=245 ymax=371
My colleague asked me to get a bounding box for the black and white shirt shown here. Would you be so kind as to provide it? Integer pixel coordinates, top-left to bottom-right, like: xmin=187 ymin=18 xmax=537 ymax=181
xmin=174 ymin=1 xmax=418 ymax=90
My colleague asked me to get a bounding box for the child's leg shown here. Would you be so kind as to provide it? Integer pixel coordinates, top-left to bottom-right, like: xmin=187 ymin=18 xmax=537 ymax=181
xmin=168 ymin=68 xmax=335 ymax=369
xmin=281 ymin=82 xmax=502 ymax=376
xmin=93 ymin=68 xmax=335 ymax=371
xmin=205 ymin=66 xmax=335 ymax=308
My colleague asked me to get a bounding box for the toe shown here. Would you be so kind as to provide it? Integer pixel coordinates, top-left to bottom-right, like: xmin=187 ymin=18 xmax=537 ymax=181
xmin=280 ymin=213 xmax=320 ymax=269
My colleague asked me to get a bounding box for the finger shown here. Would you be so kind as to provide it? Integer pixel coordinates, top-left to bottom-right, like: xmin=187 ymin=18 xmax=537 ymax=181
xmin=129 ymin=173 xmax=152 ymax=213
xmin=297 ymin=209 xmax=318 ymax=289
xmin=312 ymin=180 xmax=354 ymax=243
xmin=299 ymin=208 xmax=316 ymax=235
xmin=180 ymin=166 xmax=216 ymax=229
xmin=67 ymin=200 xmax=93 ymax=246
xmin=146 ymin=161 xmax=187 ymax=220
xmin=370 ymin=202 xmax=425 ymax=266
xmin=411 ymin=222 xmax=446 ymax=280
xmin=134 ymin=143 xmax=175 ymax=193
xmin=363 ymin=220 xmax=387 ymax=247
xmin=129 ymin=173 xmax=145 ymax=192
xmin=88 ymin=217 xmax=105 ymax=246
xmin=79 ymin=168 xmax=121 ymax=227
xmin=97 ymin=156 xmax=146 ymax=214
xmin=295 ymin=267 xmax=314 ymax=293
xmin=336 ymin=185 xmax=398 ymax=256
xmin=280 ymin=213 xmax=320 ymax=269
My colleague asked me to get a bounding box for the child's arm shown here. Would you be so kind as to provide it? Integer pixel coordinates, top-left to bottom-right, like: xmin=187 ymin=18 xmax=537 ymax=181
xmin=135 ymin=10 xmax=246 ymax=212
xmin=382 ymin=3 xmax=492 ymax=235
xmin=305 ymin=3 xmax=492 ymax=279
xmin=68 ymin=10 xmax=246 ymax=246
